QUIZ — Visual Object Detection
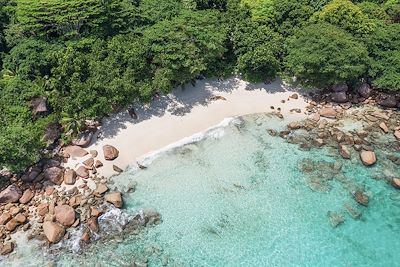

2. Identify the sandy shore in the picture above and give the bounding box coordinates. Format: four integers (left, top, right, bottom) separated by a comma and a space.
64, 77, 309, 178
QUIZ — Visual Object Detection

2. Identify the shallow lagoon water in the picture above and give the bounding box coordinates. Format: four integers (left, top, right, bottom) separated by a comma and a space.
6, 113, 400, 267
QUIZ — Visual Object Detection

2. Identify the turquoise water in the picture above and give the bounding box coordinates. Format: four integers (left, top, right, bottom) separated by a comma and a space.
10, 113, 400, 266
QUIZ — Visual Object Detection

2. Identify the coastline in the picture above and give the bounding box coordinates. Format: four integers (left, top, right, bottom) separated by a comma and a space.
64, 77, 309, 178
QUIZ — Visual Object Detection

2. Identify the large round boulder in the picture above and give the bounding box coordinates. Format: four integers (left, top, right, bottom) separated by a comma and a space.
379, 95, 398, 108
43, 221, 65, 243
360, 150, 377, 166
54, 205, 75, 227
103, 145, 119, 160
44, 166, 64, 185
0, 185, 22, 204
357, 83, 372, 98
331, 92, 348, 103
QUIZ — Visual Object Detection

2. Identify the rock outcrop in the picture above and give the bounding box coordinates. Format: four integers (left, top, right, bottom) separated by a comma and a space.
319, 107, 337, 119
0, 185, 22, 204
64, 169, 76, 185
19, 189, 34, 204
54, 205, 75, 227
43, 221, 65, 243
103, 145, 119, 160
105, 192, 123, 208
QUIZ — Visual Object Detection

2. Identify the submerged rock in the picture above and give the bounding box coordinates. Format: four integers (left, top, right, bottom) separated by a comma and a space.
353, 190, 369, 206
340, 145, 351, 159
328, 211, 345, 228
391, 178, 400, 189
344, 204, 362, 219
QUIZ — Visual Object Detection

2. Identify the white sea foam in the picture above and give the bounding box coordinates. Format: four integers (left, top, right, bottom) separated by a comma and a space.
137, 117, 235, 167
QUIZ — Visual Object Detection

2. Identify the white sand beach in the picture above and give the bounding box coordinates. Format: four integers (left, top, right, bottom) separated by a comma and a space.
64, 77, 310, 178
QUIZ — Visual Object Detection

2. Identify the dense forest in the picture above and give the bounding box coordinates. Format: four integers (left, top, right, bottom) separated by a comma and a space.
0, 0, 399, 172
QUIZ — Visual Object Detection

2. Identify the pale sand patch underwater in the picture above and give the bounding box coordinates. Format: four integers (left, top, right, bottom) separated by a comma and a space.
64, 77, 309, 178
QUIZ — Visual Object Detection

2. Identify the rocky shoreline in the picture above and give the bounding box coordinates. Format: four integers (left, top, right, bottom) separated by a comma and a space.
0, 141, 161, 259
276, 85, 400, 227
0, 82, 399, 259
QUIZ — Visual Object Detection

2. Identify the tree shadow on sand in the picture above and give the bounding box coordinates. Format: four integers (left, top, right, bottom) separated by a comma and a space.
92, 77, 307, 141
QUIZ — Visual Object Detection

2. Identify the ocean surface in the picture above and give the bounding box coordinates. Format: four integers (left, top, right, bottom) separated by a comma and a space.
4, 113, 400, 267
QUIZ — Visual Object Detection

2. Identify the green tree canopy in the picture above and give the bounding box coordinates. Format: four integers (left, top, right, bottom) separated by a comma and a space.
285, 23, 370, 88
311, 0, 376, 35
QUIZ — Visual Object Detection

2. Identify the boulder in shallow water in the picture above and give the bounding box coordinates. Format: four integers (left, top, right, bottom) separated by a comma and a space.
353, 190, 369, 206
391, 178, 400, 189
0, 242, 14, 255
103, 145, 119, 160
288, 122, 301, 130
360, 150, 377, 166
0, 185, 22, 204
394, 130, 400, 140
319, 107, 337, 119
105, 192, 123, 208
113, 165, 123, 173
328, 211, 345, 228
43, 221, 65, 243
87, 217, 99, 233
55, 205, 75, 227
81, 230, 90, 243
379, 122, 389, 133
340, 145, 351, 159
